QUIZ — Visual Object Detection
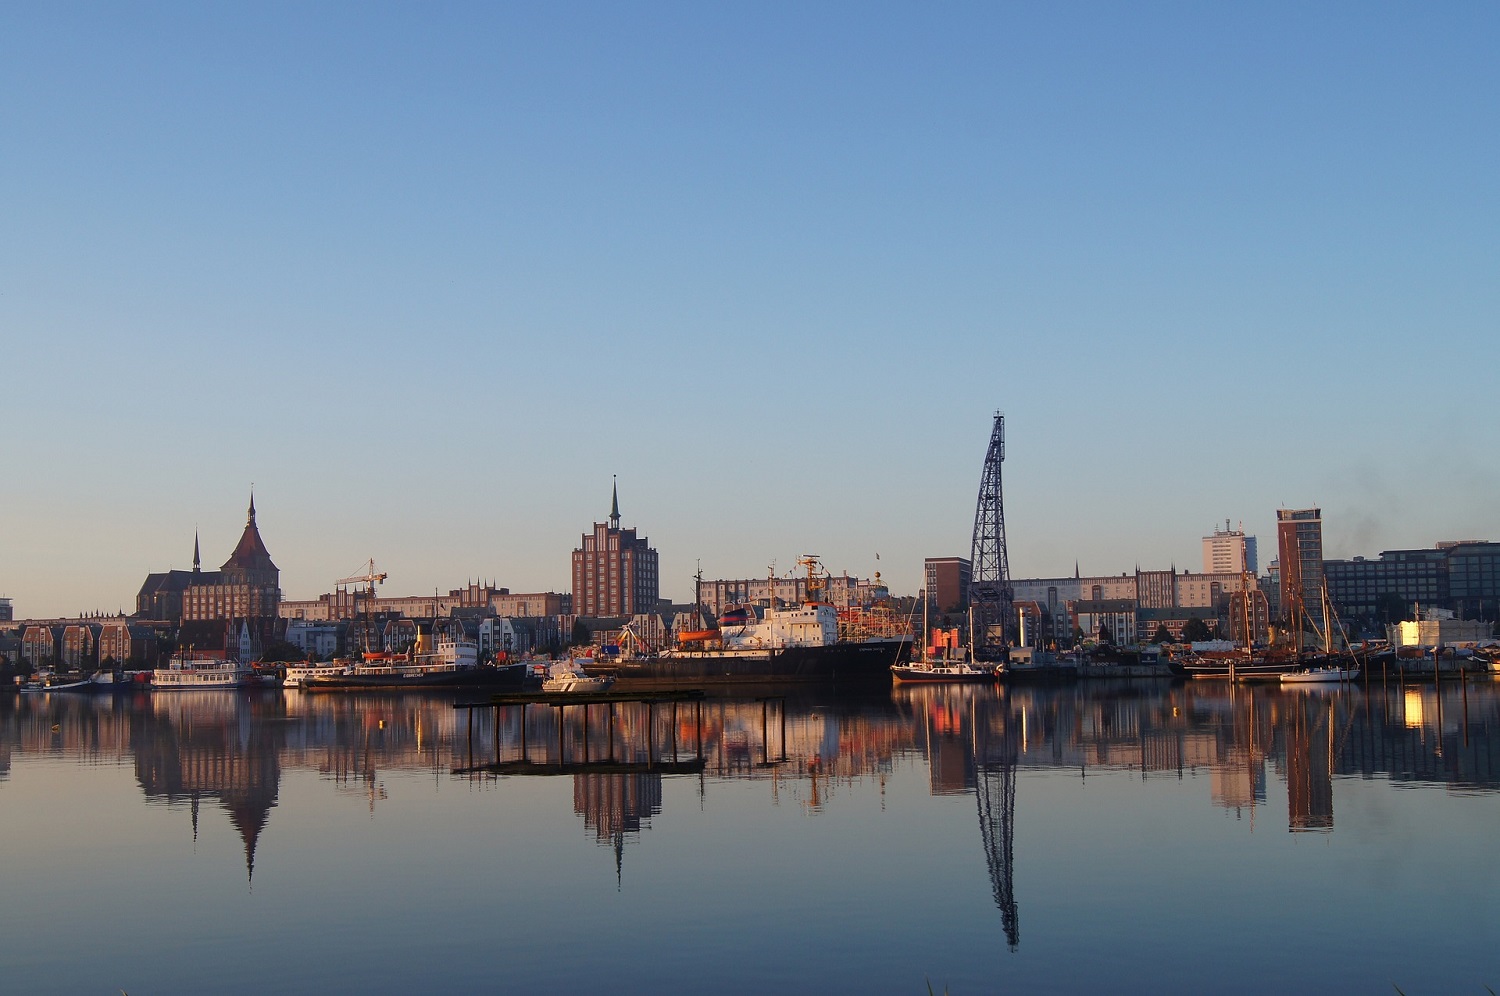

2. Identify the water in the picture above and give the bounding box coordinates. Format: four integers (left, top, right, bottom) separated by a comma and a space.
2, 678, 1497, 993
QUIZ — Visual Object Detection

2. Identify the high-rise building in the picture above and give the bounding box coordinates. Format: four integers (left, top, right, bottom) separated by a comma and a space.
923, 557, 971, 613
1276, 507, 1324, 632
1202, 521, 1258, 576
571, 482, 659, 618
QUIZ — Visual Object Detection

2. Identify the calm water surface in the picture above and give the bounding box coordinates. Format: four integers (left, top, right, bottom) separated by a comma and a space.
2, 678, 1498, 993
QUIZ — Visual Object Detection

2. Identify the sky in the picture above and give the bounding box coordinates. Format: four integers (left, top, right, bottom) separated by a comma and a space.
3, 2, 1497, 618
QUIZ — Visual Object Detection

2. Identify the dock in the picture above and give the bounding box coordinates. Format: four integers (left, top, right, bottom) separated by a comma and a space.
452, 689, 781, 776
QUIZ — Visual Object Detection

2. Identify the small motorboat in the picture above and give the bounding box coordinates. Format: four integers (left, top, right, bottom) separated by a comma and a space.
1280, 665, 1360, 684
541, 660, 615, 693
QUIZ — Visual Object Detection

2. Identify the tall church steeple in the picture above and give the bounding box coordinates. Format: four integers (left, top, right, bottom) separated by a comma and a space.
609, 476, 621, 530
247, 489, 257, 525
193, 531, 201, 573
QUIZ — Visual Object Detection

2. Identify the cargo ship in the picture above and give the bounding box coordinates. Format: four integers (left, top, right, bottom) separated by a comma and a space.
598, 558, 912, 688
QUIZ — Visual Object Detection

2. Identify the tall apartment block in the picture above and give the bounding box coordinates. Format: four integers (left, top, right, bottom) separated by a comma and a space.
1202, 521, 1258, 576
1276, 507, 1325, 631
571, 482, 659, 618
924, 557, 972, 613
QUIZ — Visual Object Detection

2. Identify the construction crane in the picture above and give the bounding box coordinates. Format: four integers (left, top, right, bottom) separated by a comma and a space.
335, 560, 388, 653
336, 559, 388, 597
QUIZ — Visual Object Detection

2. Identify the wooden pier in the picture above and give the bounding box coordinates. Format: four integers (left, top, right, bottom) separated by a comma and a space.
453, 689, 721, 776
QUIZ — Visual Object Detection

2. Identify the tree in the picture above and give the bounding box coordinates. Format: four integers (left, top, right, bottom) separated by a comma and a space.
570, 619, 591, 647
1150, 623, 1173, 645
258, 639, 307, 663
1181, 617, 1212, 642
1097, 624, 1114, 645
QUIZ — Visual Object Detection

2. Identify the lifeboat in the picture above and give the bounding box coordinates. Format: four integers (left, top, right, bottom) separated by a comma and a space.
678, 629, 719, 643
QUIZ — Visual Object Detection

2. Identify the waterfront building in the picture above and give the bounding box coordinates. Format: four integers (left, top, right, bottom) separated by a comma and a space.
61, 623, 97, 669
279, 586, 569, 623
571, 482, 660, 618
1445, 541, 1500, 621
693, 570, 889, 618
284, 619, 341, 658
1072, 599, 1138, 645
1324, 540, 1500, 625
136, 496, 281, 652
923, 557, 971, 613
1276, 508, 1325, 633
1136, 569, 1177, 609
21, 624, 59, 668
98, 618, 161, 666
1202, 521, 1258, 576
1137, 606, 1222, 643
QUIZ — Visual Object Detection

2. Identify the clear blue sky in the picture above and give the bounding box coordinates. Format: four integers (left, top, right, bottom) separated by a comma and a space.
4, 2, 1497, 617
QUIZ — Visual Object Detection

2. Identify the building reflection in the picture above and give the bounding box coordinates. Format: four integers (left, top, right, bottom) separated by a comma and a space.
1, 677, 1498, 889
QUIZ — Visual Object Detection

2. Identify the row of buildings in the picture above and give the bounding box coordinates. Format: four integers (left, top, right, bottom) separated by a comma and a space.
926, 511, 1500, 649
6, 492, 1497, 668
2, 485, 899, 669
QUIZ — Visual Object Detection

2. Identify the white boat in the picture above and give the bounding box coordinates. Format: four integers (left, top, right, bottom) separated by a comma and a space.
1280, 665, 1360, 684
541, 660, 615, 693
282, 661, 352, 689
152, 654, 255, 690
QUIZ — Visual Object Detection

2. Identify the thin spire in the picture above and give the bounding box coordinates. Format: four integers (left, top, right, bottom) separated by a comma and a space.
193, 530, 201, 573
609, 475, 621, 529
247, 487, 256, 524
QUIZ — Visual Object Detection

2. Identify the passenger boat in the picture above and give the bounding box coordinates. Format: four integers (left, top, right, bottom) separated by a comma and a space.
152, 654, 256, 690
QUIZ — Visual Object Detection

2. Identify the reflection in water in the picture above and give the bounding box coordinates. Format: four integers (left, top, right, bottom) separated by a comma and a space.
3, 679, 1499, 893
135, 692, 284, 881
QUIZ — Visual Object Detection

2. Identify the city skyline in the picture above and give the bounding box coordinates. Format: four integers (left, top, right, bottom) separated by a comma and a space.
4, 4, 1497, 617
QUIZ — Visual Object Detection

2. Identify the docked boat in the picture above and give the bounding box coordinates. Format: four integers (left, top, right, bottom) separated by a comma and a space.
1280, 665, 1360, 684
541, 660, 616, 693
892, 595, 994, 682
302, 654, 528, 690
281, 661, 353, 689
152, 654, 257, 690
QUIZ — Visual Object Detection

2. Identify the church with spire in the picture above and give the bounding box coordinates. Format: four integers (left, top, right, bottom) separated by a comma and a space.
570, 480, 660, 618
136, 493, 281, 654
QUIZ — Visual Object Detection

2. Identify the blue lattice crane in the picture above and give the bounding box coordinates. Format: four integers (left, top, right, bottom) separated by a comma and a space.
967, 412, 1014, 659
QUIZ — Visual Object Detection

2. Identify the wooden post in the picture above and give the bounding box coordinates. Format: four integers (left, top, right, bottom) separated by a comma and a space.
780, 697, 787, 761
761, 699, 769, 764
1462, 668, 1470, 747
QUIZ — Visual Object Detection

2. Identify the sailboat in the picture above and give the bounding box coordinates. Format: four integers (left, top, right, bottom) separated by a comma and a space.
891, 595, 996, 682
1280, 584, 1360, 684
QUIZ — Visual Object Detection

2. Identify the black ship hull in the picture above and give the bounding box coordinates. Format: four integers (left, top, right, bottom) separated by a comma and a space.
601, 638, 911, 688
